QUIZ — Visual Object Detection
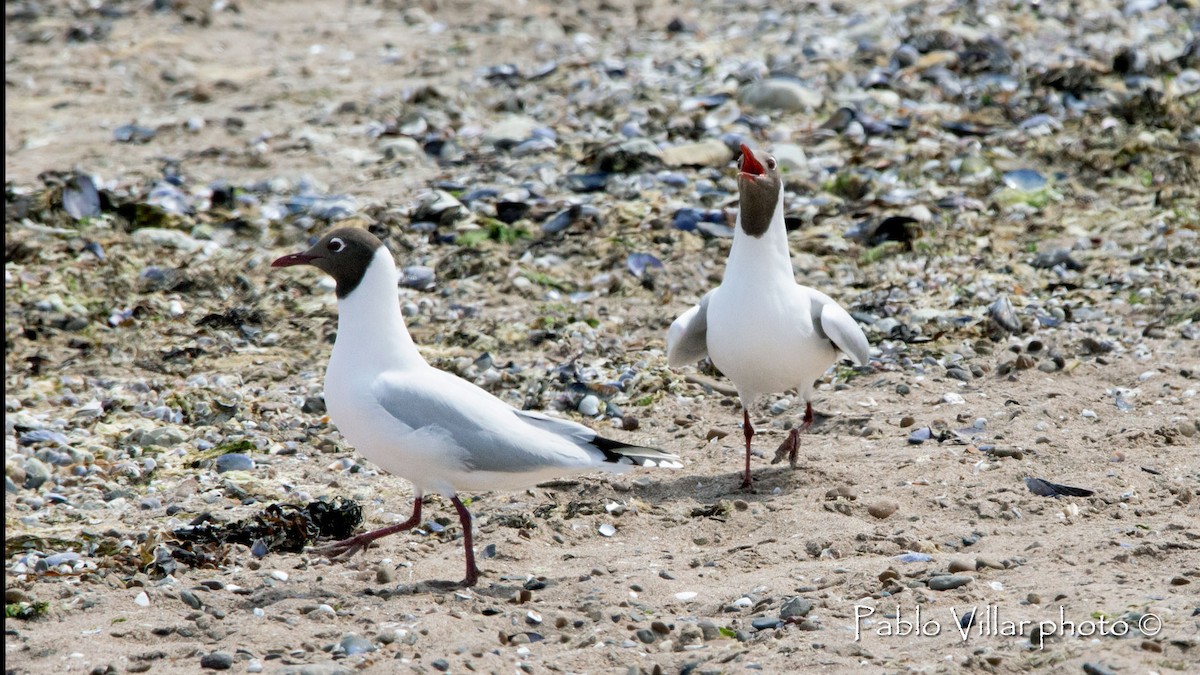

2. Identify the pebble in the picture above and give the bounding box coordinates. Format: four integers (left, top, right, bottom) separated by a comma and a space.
578, 395, 601, 417
131, 228, 209, 254
948, 559, 974, 573
825, 486, 857, 500
738, 77, 824, 111
867, 499, 899, 519
771, 143, 807, 171
661, 139, 733, 167
199, 652, 233, 670
725, 597, 754, 611
943, 392, 966, 405
483, 115, 540, 146
180, 589, 203, 609
780, 597, 813, 619
339, 634, 375, 656
22, 457, 52, 490
751, 617, 782, 631
215, 453, 254, 473
928, 575, 973, 591
139, 426, 188, 447
635, 628, 656, 644
375, 565, 396, 584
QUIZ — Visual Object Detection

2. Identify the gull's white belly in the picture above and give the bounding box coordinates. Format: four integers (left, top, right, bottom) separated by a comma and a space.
706, 288, 837, 401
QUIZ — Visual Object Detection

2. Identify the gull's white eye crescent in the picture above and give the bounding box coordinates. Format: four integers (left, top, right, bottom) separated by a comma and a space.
766, 157, 777, 171
328, 237, 346, 253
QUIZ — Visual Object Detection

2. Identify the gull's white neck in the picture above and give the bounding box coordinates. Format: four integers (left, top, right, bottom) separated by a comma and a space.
330, 248, 423, 371
725, 189, 792, 285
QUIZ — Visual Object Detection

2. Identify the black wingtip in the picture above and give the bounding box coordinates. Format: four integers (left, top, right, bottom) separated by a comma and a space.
592, 436, 682, 468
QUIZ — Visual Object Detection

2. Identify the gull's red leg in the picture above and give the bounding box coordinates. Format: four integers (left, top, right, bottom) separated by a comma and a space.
741, 408, 754, 489
450, 496, 480, 587
313, 494, 423, 559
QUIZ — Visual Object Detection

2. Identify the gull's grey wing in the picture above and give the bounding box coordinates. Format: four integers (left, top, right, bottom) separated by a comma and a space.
515, 409, 682, 468
666, 290, 713, 367
372, 371, 598, 474
812, 294, 870, 366
512, 408, 598, 444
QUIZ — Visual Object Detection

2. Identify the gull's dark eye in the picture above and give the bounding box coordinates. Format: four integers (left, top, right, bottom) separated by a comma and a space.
328, 237, 346, 253
766, 157, 777, 171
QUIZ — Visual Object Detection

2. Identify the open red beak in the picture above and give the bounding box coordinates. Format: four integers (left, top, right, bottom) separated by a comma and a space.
738, 144, 764, 177
271, 252, 319, 268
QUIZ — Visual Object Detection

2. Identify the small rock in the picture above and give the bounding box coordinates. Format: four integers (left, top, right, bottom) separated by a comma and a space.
948, 559, 973, 573
738, 77, 823, 111
660, 139, 734, 167
780, 597, 813, 620
635, 628, 656, 644
975, 557, 1005, 570
140, 426, 188, 448
22, 457, 52, 490
825, 486, 857, 501
379, 137, 423, 159
770, 143, 807, 171
339, 634, 375, 656
947, 366, 971, 382
483, 115, 540, 146
867, 499, 899, 519
578, 395, 601, 417
131, 229, 208, 253
751, 617, 782, 631
376, 565, 396, 584
698, 621, 721, 641
705, 428, 729, 441
200, 651, 233, 670
180, 589, 203, 610
214, 453, 254, 473
928, 575, 973, 591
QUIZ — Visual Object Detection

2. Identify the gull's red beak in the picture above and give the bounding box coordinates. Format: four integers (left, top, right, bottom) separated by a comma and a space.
271, 252, 319, 268
738, 144, 765, 177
